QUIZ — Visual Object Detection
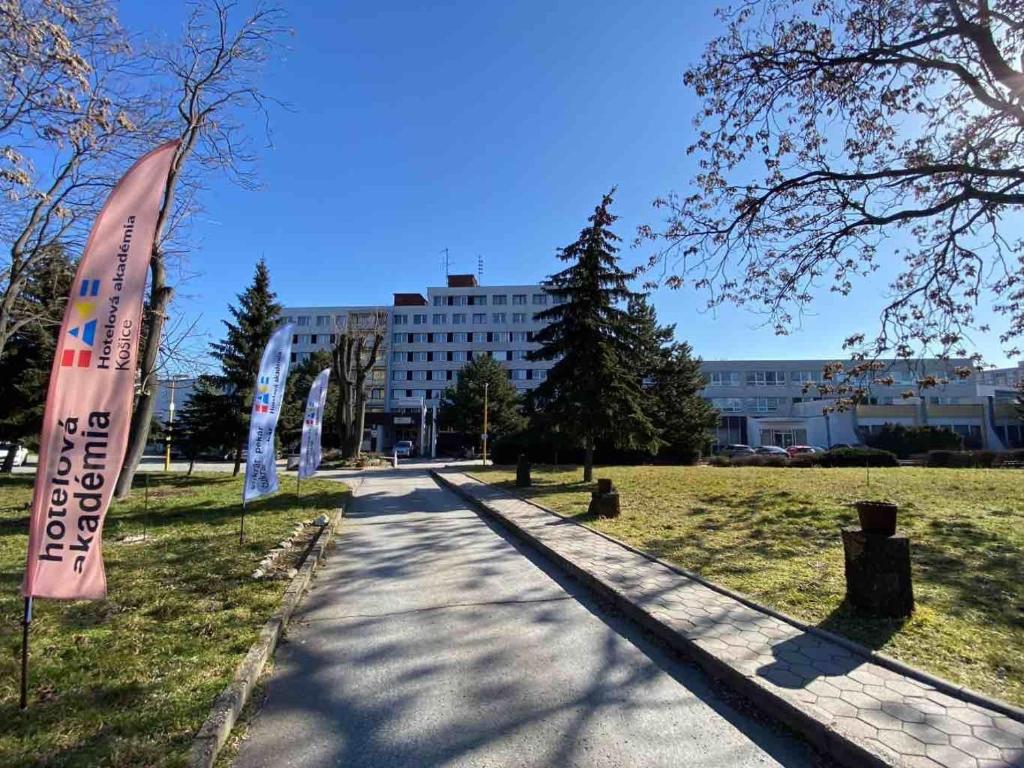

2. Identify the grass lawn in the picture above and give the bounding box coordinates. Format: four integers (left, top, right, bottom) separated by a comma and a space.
474, 464, 1024, 707
0, 473, 347, 768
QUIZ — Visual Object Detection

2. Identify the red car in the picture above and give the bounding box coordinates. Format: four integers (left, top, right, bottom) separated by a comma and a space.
786, 444, 819, 457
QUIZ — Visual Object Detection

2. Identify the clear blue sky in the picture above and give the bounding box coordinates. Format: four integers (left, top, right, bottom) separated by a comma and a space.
120, 0, 1016, 368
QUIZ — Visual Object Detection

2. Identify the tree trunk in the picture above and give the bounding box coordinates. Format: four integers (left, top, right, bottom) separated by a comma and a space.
115, 259, 173, 499
583, 440, 594, 483
356, 397, 366, 457
233, 443, 242, 477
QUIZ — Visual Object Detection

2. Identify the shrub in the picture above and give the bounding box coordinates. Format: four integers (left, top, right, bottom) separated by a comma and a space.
728, 454, 789, 467
926, 450, 1015, 468
788, 453, 822, 468
864, 423, 963, 458
707, 454, 732, 467
822, 447, 899, 468
995, 449, 1024, 467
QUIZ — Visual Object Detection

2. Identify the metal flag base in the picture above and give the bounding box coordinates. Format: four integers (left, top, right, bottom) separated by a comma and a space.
20, 596, 32, 710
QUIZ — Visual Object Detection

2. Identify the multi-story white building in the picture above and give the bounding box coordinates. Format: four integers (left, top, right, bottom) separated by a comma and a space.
386, 275, 554, 410
278, 281, 1024, 455
702, 359, 1023, 450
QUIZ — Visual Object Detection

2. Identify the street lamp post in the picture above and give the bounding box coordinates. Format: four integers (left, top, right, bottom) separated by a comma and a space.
482, 382, 489, 466
164, 382, 177, 472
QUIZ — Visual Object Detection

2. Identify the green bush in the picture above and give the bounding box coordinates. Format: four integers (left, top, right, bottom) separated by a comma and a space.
822, 447, 899, 468
707, 454, 732, 467
729, 454, 789, 467
864, 424, 963, 458
995, 449, 1024, 467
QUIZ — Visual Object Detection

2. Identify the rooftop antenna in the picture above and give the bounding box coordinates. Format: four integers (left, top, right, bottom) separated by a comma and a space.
440, 247, 449, 281
477, 253, 484, 284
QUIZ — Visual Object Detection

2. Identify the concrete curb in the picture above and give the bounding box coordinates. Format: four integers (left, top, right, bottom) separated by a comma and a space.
460, 472, 1024, 726
188, 506, 345, 768
432, 470, 1019, 768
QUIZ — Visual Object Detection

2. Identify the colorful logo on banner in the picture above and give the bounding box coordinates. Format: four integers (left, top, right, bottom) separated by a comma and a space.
61, 279, 101, 368
256, 377, 271, 414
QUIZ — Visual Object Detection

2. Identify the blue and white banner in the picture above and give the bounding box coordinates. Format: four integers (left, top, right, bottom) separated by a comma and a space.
299, 368, 330, 480
244, 324, 294, 503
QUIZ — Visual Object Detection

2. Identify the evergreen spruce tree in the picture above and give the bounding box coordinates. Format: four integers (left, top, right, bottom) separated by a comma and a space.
529, 190, 658, 481
0, 245, 74, 449
439, 355, 525, 445
209, 259, 282, 475
628, 294, 717, 462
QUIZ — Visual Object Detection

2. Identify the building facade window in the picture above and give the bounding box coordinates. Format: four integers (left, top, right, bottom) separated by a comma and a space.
412, 333, 428, 343
746, 370, 786, 386
510, 331, 528, 342
748, 397, 782, 412
711, 397, 744, 413
472, 332, 487, 342
452, 351, 468, 362
472, 313, 487, 324
412, 351, 429, 362
532, 293, 547, 305
453, 331, 468, 342
453, 313, 466, 324
492, 294, 507, 305
413, 313, 427, 325
512, 294, 527, 305
709, 371, 741, 386
433, 295, 445, 306
433, 313, 447, 324
492, 312, 507, 324
512, 312, 526, 324
297, 316, 310, 326
316, 315, 330, 326
511, 369, 529, 380
393, 314, 408, 325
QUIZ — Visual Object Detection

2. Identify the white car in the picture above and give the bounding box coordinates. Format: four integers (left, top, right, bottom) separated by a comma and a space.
0, 443, 29, 467
394, 440, 414, 458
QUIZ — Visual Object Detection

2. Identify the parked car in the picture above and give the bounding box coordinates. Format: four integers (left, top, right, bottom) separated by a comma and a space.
0, 442, 28, 467
720, 444, 755, 458
786, 444, 820, 457
755, 445, 789, 456
394, 440, 414, 458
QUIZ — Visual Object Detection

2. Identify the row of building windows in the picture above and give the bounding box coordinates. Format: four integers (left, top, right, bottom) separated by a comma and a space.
393, 331, 536, 345
395, 312, 540, 326
393, 366, 547, 381
708, 397, 785, 413
706, 369, 936, 387
430, 293, 556, 308
283, 313, 384, 329
393, 349, 533, 363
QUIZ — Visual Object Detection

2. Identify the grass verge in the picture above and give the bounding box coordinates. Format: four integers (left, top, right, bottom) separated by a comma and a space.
473, 464, 1024, 708
0, 472, 346, 768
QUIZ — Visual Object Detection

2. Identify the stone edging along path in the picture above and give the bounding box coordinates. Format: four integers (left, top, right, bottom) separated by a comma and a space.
432, 469, 1024, 768
188, 505, 345, 768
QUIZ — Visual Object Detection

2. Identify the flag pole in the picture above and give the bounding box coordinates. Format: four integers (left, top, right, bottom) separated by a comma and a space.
239, 498, 246, 545
19, 596, 32, 709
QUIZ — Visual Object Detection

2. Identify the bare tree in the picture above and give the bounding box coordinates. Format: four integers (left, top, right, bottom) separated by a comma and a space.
644, 0, 1024, 367
0, 0, 145, 359
115, 0, 287, 498
332, 311, 386, 459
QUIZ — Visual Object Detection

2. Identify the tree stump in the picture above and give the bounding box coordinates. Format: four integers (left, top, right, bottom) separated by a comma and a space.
841, 528, 914, 618
516, 454, 531, 487
588, 478, 620, 518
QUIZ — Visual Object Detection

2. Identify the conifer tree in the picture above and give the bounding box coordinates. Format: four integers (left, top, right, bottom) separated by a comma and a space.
529, 190, 658, 481
0, 245, 74, 451
439, 355, 525, 443
209, 259, 282, 475
629, 294, 717, 462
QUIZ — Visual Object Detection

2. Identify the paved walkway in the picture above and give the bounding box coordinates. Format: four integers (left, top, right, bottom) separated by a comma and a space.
234, 468, 819, 767
436, 470, 1024, 768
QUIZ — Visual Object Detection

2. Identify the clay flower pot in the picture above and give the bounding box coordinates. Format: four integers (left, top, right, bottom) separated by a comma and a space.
855, 501, 898, 537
